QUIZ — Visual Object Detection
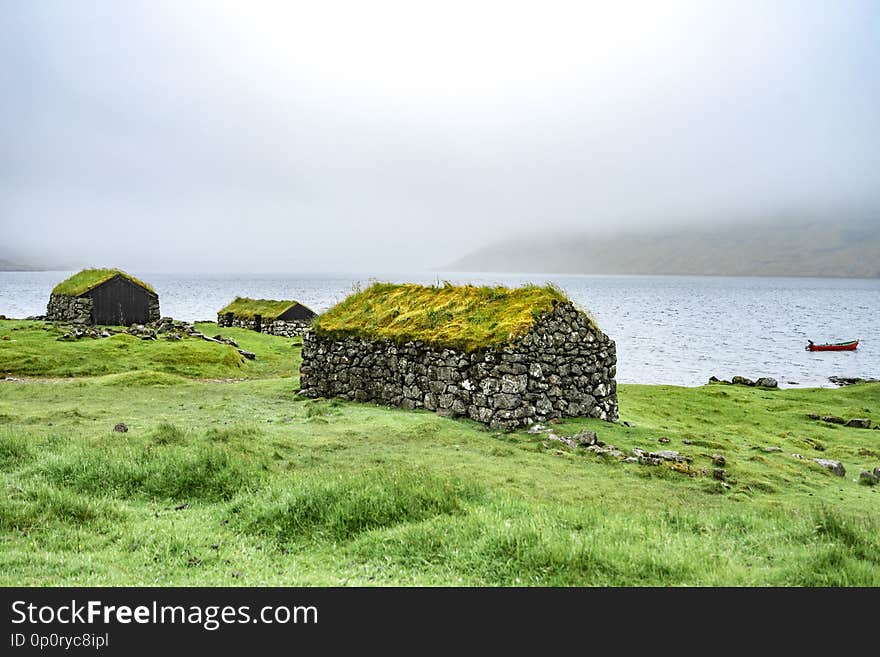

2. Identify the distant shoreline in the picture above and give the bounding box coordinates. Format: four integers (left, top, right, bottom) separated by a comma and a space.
437, 268, 880, 280
0, 264, 76, 273
2, 268, 879, 280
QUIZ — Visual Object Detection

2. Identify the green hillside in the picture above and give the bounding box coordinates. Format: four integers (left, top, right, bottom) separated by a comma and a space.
449, 214, 880, 278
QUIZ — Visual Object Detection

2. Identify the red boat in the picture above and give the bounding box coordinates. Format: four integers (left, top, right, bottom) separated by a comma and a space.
806, 339, 859, 352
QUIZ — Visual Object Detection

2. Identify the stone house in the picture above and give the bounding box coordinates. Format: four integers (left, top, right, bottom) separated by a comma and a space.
46, 268, 160, 326
217, 297, 316, 337
300, 283, 617, 430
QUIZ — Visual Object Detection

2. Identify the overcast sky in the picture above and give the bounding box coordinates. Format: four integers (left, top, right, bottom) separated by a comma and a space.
2, 0, 879, 272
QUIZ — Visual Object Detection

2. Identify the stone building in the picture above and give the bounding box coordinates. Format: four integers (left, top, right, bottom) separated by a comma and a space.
46, 268, 160, 326
300, 283, 617, 430
217, 297, 316, 337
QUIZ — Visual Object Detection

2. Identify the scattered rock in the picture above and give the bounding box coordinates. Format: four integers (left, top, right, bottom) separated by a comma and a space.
231, 571, 242, 579
657, 436, 671, 444
682, 439, 693, 445
639, 456, 664, 466
650, 450, 691, 463
787, 381, 800, 385
762, 446, 783, 453
712, 469, 726, 481
174, 503, 190, 511
211, 544, 219, 550
718, 374, 778, 388
806, 413, 820, 420
791, 453, 804, 459
711, 454, 726, 467
859, 471, 879, 486
821, 416, 845, 425
623, 456, 639, 464
572, 430, 598, 446
210, 334, 240, 348
548, 430, 598, 449
238, 349, 256, 360
548, 433, 577, 449
586, 444, 622, 457
622, 421, 634, 427
113, 422, 129, 433
829, 376, 880, 386
812, 458, 845, 477
526, 424, 548, 435
845, 418, 871, 429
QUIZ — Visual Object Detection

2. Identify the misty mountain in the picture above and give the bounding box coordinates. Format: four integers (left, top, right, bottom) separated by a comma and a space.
0, 258, 46, 272
0, 253, 79, 272
448, 213, 880, 278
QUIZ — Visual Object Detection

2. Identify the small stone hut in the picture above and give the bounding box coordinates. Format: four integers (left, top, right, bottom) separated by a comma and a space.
217, 297, 316, 337
46, 268, 160, 326
300, 283, 617, 430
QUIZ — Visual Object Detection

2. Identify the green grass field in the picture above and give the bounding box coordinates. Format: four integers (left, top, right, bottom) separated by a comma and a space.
0, 320, 301, 379
0, 320, 878, 585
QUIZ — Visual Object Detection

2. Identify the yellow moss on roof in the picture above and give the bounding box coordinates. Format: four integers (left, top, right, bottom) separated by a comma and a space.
51, 269, 156, 296
313, 282, 576, 352
218, 297, 310, 320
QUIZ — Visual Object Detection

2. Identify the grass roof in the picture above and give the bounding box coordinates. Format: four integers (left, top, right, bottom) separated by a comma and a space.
218, 297, 309, 321
52, 269, 156, 296
313, 282, 575, 352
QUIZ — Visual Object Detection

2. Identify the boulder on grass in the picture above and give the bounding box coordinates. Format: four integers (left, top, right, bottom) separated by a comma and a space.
812, 458, 845, 477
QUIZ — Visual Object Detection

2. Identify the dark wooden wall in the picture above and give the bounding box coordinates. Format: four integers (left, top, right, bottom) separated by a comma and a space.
278, 303, 316, 321
85, 275, 155, 325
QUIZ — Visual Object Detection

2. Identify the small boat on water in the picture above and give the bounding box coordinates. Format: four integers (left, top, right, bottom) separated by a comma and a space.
806, 339, 859, 352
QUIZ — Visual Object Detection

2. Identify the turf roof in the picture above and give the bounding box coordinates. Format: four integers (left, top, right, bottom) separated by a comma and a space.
51, 269, 156, 296
218, 297, 311, 320
313, 282, 577, 352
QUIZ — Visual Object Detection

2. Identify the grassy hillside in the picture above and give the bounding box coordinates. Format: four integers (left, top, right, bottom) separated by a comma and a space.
449, 214, 880, 278
314, 282, 570, 351
1, 320, 878, 586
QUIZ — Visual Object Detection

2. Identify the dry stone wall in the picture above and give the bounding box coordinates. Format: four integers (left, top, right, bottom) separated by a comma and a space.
217, 314, 311, 337
147, 297, 160, 323
46, 294, 93, 324
300, 301, 617, 430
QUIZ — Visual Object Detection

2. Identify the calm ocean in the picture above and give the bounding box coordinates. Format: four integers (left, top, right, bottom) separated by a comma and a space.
1, 271, 877, 387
